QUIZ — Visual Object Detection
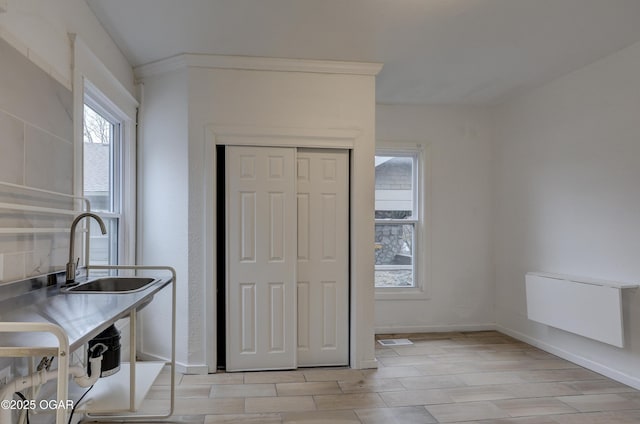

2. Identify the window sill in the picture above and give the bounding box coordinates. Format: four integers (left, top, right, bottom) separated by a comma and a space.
375, 287, 430, 301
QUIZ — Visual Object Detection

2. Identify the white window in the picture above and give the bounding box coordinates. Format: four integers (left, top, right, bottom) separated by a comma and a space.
82, 89, 131, 266
375, 145, 429, 298
73, 39, 137, 271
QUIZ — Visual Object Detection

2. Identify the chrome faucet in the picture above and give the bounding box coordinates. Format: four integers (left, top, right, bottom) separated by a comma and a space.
66, 213, 107, 284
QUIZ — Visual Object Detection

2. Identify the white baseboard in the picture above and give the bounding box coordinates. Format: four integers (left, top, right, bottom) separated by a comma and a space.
176, 362, 210, 375
375, 323, 496, 334
496, 325, 640, 391
355, 358, 379, 369
136, 351, 209, 375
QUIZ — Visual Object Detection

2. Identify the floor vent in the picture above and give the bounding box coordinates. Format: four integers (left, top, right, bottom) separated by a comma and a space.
377, 338, 413, 346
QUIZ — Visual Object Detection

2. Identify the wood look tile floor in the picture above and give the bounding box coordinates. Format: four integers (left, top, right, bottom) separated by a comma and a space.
88, 332, 640, 423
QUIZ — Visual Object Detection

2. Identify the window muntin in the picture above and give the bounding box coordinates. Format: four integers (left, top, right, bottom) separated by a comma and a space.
83, 102, 121, 266
375, 153, 419, 288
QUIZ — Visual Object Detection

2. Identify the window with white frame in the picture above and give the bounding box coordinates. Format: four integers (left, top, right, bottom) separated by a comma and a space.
83, 97, 122, 266
374, 151, 420, 289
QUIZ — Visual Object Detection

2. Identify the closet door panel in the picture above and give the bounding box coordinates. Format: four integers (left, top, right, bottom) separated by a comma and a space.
297, 149, 349, 366
227, 146, 296, 371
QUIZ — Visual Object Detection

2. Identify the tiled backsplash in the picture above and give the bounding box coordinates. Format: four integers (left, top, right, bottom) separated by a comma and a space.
0, 36, 74, 285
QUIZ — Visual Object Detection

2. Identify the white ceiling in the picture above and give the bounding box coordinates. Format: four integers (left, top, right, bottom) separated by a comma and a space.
86, 0, 640, 105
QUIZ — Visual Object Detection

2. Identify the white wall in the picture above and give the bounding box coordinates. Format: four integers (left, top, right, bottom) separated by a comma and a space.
189, 65, 378, 371
137, 70, 190, 367
494, 40, 640, 388
0, 0, 133, 94
375, 104, 495, 332
137, 57, 379, 372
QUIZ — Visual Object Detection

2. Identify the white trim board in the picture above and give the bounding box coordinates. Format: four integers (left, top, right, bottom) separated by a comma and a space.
209, 125, 359, 149
136, 351, 209, 375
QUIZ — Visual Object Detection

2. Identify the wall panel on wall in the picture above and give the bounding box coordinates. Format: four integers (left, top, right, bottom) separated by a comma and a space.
0, 36, 74, 284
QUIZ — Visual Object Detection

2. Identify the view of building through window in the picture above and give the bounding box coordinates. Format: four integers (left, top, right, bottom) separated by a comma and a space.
83, 103, 120, 265
374, 154, 418, 288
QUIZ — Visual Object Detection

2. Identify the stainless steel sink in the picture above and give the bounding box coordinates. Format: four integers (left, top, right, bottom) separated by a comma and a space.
66, 277, 157, 293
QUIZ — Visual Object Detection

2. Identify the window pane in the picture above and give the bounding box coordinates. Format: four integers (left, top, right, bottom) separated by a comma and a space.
375, 155, 414, 219
374, 223, 414, 288
83, 103, 119, 267
375, 269, 413, 288
88, 217, 118, 266
83, 105, 114, 213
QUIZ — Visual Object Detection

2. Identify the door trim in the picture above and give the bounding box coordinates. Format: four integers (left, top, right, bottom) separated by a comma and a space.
204, 124, 378, 372
210, 125, 359, 149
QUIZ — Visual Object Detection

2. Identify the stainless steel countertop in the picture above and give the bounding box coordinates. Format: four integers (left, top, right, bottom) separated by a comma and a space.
0, 274, 172, 354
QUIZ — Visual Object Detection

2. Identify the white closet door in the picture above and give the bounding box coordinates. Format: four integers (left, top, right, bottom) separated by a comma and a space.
296, 149, 349, 366
226, 146, 297, 371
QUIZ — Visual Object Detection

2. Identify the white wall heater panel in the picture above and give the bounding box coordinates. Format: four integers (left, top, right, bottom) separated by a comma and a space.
525, 272, 637, 348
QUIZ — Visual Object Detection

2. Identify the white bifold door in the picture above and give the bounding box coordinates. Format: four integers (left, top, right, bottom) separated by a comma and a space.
226, 146, 348, 371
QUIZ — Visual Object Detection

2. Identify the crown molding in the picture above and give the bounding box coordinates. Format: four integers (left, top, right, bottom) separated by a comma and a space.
134, 53, 383, 79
